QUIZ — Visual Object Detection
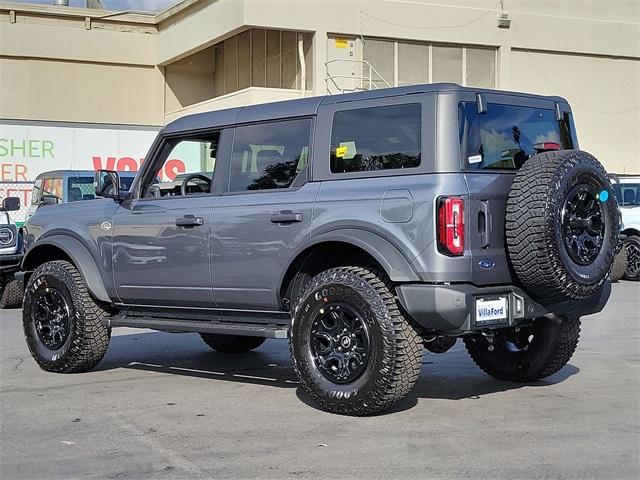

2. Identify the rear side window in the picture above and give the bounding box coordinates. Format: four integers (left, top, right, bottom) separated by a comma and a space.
229, 118, 311, 192
67, 176, 96, 202
330, 104, 421, 174
459, 103, 574, 170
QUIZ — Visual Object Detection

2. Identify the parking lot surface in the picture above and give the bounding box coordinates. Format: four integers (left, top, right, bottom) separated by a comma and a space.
1, 282, 639, 479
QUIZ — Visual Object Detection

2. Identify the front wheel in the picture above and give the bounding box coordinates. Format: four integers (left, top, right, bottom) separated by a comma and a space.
290, 266, 423, 416
463, 316, 580, 382
23, 260, 111, 373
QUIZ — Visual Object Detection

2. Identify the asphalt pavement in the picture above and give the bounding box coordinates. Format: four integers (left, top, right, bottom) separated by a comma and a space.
1, 282, 638, 479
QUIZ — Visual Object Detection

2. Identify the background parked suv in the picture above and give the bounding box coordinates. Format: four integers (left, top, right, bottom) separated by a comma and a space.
19, 84, 618, 416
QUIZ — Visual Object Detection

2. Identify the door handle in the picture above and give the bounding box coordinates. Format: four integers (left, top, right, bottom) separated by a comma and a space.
479, 201, 491, 248
175, 215, 204, 228
270, 210, 303, 223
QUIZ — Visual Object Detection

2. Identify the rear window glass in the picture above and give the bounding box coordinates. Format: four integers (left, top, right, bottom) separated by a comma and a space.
459, 103, 574, 170
330, 104, 421, 174
613, 183, 640, 206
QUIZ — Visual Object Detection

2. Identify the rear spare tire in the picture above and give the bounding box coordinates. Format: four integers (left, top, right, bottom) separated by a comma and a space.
506, 150, 619, 302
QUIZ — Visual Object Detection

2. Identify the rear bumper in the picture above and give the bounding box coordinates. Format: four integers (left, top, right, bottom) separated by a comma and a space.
396, 281, 611, 333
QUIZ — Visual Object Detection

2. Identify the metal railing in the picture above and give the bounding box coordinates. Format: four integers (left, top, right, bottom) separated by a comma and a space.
325, 59, 391, 94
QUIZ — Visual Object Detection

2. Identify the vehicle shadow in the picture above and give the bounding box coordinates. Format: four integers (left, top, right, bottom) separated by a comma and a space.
100, 331, 580, 412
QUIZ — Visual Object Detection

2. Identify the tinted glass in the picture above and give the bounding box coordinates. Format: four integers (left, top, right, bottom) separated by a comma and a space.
330, 104, 421, 174
229, 118, 311, 192
459, 103, 574, 170
613, 183, 640, 206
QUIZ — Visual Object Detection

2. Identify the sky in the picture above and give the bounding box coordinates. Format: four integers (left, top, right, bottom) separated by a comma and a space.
7, 0, 182, 12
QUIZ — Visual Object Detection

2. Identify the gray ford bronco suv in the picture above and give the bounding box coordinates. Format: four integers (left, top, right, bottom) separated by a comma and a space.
20, 84, 619, 416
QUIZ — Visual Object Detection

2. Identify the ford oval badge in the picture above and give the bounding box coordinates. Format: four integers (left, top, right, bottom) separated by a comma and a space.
478, 258, 495, 270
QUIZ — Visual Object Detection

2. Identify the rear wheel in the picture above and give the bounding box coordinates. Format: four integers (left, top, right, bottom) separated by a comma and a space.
622, 235, 640, 281
610, 245, 628, 282
290, 266, 423, 416
199, 334, 265, 353
463, 316, 580, 382
22, 260, 111, 373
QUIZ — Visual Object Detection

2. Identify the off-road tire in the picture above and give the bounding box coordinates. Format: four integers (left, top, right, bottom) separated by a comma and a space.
610, 245, 628, 282
290, 266, 423, 416
0, 279, 23, 309
622, 235, 640, 281
506, 150, 619, 302
463, 316, 581, 382
23, 260, 111, 373
199, 334, 265, 353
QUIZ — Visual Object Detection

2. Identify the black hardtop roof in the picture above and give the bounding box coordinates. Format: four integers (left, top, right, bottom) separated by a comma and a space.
164, 83, 568, 134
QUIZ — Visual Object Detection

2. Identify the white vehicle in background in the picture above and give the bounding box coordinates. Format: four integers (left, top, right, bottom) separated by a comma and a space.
0, 197, 23, 308
611, 174, 640, 281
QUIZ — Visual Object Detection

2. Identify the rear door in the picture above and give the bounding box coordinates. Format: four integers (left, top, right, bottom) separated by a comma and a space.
457, 93, 577, 285
211, 117, 318, 311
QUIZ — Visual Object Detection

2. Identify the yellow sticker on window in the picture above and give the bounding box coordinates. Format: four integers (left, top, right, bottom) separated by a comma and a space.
334, 38, 348, 49
335, 146, 348, 158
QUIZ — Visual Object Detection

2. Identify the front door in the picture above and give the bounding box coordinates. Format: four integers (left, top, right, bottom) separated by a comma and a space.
112, 132, 224, 308
211, 118, 317, 311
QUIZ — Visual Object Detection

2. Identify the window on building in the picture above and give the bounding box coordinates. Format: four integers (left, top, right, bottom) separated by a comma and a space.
362, 38, 394, 89
459, 103, 572, 170
361, 37, 497, 89
398, 41, 429, 86
229, 119, 311, 192
330, 104, 421, 174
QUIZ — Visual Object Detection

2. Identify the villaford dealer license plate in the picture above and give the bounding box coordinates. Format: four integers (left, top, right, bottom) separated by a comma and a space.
475, 296, 509, 325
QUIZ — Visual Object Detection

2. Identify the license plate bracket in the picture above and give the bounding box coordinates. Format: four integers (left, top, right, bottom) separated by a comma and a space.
474, 295, 509, 327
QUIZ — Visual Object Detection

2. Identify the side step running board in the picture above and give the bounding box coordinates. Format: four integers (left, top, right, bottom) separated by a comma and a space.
103, 315, 289, 339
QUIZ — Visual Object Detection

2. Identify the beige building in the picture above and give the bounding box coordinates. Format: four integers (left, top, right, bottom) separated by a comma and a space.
1, 0, 639, 174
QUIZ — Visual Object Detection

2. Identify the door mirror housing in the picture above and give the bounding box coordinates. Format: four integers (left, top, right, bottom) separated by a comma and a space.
95, 169, 126, 201
1, 196, 20, 212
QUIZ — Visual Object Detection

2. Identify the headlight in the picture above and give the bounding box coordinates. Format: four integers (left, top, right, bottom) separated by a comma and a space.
0, 226, 15, 247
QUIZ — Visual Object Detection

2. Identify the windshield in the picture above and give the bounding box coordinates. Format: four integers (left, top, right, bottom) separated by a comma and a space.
613, 183, 640, 206
68, 175, 135, 202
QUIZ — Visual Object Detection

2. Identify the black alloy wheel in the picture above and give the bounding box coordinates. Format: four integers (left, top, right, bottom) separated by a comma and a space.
309, 302, 371, 384
623, 235, 640, 281
32, 287, 71, 350
561, 184, 605, 266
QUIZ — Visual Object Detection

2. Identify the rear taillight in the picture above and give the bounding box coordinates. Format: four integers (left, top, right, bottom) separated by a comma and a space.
437, 197, 465, 256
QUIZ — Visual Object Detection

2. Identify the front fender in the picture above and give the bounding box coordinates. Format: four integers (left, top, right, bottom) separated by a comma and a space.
22, 235, 111, 303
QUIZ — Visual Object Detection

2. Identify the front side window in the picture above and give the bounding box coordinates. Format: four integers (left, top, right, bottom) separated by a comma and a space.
459, 103, 574, 170
141, 133, 220, 199
229, 118, 311, 192
330, 104, 421, 174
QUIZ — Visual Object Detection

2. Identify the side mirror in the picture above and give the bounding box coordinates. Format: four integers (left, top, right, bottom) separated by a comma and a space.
1, 196, 20, 212
40, 195, 58, 206
95, 170, 121, 200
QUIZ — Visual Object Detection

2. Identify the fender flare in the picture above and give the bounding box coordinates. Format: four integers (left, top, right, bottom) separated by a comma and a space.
286, 228, 421, 283
23, 235, 111, 303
